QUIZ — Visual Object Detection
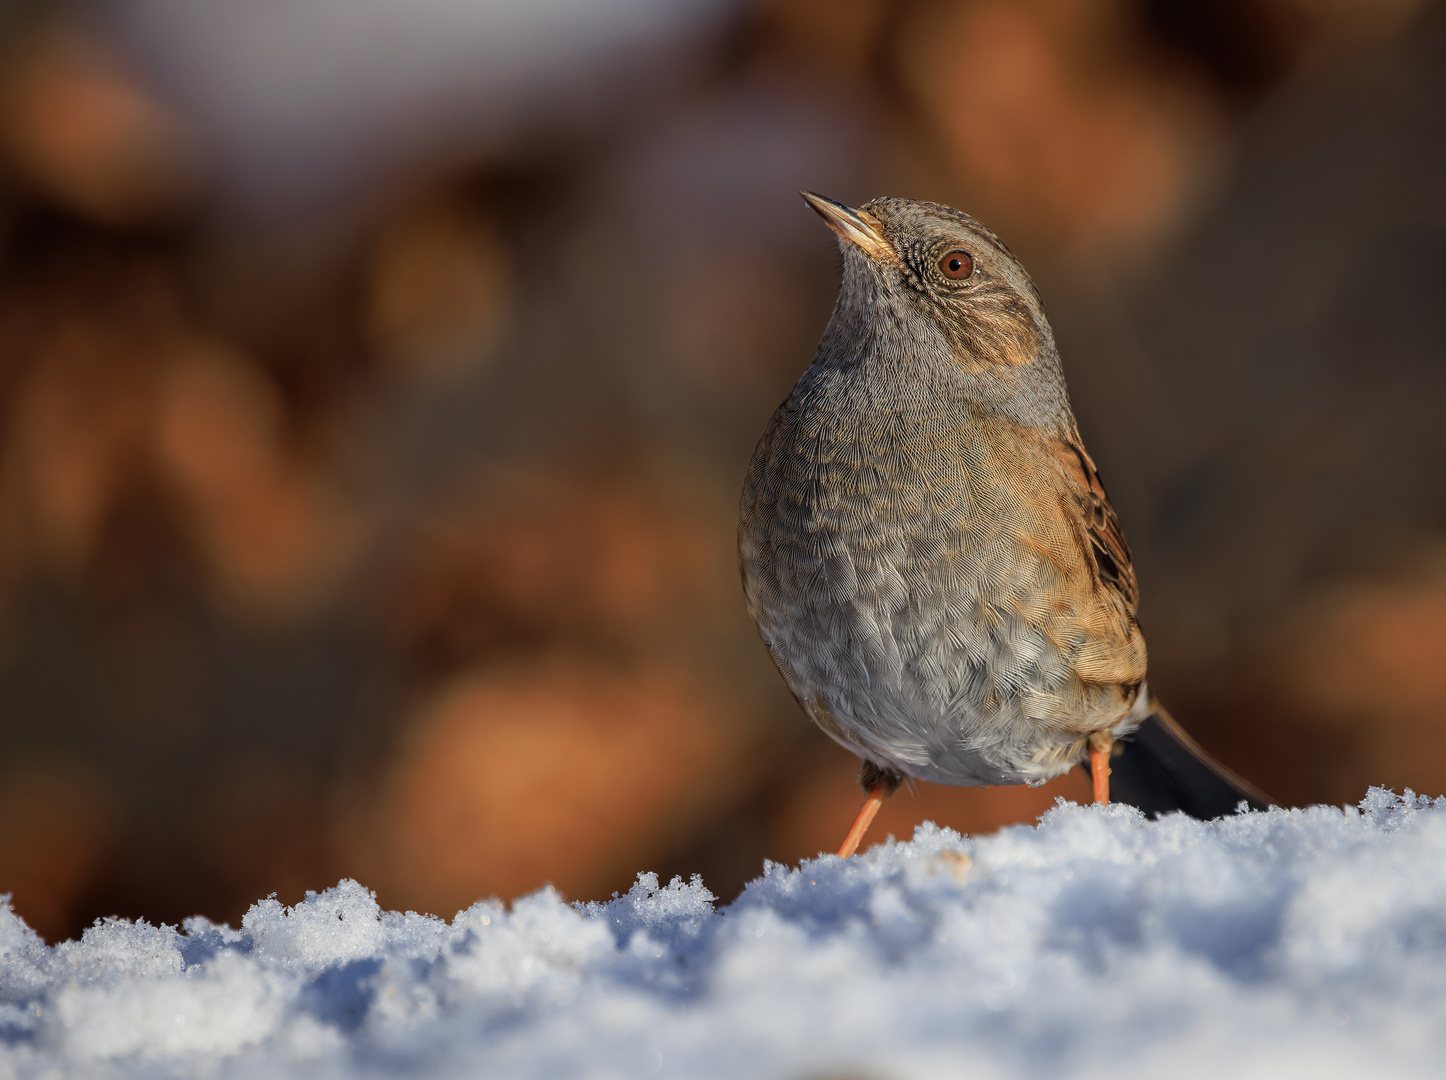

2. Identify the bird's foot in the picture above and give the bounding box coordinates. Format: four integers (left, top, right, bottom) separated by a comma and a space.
836, 762, 904, 857
837, 784, 888, 858
1088, 731, 1113, 804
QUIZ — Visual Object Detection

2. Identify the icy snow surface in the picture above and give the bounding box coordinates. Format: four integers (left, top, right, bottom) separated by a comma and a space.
3, 789, 1445, 1079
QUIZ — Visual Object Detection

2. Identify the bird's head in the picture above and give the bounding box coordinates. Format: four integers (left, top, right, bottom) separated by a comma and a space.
801, 192, 1071, 429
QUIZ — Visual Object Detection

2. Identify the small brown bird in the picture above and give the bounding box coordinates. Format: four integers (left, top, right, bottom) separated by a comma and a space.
739, 194, 1269, 857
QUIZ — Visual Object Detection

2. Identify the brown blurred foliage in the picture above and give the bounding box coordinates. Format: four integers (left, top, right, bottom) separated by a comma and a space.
0, 0, 1442, 941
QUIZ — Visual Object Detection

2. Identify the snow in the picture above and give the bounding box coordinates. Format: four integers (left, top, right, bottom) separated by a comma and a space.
3, 789, 1445, 1078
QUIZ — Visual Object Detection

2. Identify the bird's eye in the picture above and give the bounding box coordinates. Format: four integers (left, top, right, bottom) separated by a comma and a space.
939, 249, 974, 280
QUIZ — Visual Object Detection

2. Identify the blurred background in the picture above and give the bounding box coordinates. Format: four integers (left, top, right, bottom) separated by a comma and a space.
0, 0, 1443, 942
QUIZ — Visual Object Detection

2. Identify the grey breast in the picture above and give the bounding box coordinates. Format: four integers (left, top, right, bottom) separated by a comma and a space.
738, 355, 1090, 787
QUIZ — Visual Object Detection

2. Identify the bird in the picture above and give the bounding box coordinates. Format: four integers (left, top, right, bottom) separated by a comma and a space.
738, 193, 1271, 857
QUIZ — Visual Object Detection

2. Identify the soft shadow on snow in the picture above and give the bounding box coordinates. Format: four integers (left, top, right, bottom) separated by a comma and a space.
1, 788, 1444, 1078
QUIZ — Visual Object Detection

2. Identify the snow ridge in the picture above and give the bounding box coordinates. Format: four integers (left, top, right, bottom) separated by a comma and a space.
2, 788, 1444, 1078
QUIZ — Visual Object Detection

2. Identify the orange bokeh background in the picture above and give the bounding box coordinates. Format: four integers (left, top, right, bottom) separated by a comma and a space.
0, 0, 1443, 941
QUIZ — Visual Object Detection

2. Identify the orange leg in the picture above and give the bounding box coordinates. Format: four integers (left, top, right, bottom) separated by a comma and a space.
837, 784, 888, 858
1089, 731, 1113, 805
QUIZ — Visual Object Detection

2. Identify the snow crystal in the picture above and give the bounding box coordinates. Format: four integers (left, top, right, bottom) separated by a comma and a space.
3, 788, 1446, 1078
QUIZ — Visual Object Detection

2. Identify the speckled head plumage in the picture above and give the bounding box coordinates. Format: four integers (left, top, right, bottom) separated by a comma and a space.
803, 192, 1073, 434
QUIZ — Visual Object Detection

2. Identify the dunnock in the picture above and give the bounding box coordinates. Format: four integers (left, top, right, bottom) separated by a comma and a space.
739, 194, 1270, 856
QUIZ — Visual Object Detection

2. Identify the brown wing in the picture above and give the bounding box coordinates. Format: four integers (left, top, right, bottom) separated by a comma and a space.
1054, 437, 1139, 617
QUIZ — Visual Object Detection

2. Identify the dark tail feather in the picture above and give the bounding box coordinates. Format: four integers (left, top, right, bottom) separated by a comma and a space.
1096, 703, 1275, 819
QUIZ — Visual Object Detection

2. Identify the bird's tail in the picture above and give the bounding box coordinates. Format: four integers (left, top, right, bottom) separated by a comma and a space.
1095, 701, 1275, 818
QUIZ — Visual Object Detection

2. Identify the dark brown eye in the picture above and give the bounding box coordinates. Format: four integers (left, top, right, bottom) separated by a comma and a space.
939, 249, 973, 280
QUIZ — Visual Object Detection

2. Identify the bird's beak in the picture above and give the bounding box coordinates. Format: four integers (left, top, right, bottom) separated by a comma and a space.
800, 192, 896, 265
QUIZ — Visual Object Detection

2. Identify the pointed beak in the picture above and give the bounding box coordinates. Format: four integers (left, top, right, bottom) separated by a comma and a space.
800, 191, 896, 265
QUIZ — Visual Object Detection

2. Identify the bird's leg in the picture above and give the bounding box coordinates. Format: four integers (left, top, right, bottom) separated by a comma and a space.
837, 785, 888, 858
1088, 731, 1113, 805
838, 762, 902, 857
